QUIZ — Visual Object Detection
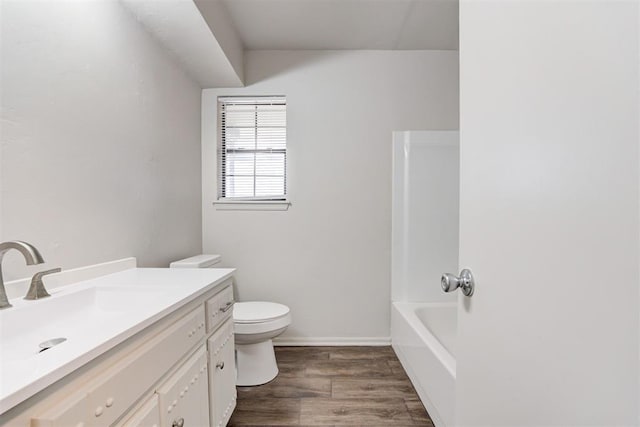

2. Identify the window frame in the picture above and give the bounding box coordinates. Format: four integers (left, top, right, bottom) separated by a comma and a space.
216, 96, 288, 204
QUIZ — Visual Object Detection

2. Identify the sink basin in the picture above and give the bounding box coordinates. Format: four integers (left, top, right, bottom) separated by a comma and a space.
0, 286, 168, 365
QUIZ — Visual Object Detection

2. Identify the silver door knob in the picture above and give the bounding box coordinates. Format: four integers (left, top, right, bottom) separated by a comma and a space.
441, 269, 475, 296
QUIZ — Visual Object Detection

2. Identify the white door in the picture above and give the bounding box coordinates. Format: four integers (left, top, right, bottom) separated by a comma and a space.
456, 1, 639, 425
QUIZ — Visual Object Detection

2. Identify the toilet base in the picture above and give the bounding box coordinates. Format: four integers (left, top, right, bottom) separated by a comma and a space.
235, 339, 279, 386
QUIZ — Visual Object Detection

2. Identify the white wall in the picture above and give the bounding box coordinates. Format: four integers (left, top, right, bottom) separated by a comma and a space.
391, 131, 459, 303
0, 0, 203, 280
203, 50, 459, 342
121, 0, 245, 87
457, 1, 639, 424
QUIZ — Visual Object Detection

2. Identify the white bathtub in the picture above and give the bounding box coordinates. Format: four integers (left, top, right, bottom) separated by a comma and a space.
391, 302, 456, 427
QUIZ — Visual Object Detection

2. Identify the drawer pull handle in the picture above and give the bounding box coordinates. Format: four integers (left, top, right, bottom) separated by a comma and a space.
219, 301, 234, 313
172, 417, 185, 427
216, 361, 225, 370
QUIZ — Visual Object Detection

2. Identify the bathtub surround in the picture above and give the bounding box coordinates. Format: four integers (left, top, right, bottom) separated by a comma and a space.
390, 131, 459, 426
202, 50, 459, 343
0, 0, 202, 280
391, 131, 459, 304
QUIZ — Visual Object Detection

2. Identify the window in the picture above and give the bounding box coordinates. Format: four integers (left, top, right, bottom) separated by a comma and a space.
218, 96, 287, 201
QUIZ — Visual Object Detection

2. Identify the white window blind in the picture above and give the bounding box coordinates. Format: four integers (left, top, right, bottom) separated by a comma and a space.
218, 96, 287, 201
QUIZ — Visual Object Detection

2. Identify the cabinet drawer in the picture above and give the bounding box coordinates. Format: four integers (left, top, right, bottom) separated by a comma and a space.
31, 391, 88, 427
86, 306, 205, 427
116, 395, 160, 427
208, 319, 236, 427
157, 346, 209, 427
205, 281, 234, 334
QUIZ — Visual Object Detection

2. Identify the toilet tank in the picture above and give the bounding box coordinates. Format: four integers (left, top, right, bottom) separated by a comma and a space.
170, 254, 222, 268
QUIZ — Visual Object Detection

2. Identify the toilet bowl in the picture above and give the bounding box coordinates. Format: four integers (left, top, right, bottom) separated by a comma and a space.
170, 254, 291, 387
234, 301, 291, 386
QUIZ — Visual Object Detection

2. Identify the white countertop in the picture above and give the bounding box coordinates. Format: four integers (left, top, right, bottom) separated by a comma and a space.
0, 266, 235, 414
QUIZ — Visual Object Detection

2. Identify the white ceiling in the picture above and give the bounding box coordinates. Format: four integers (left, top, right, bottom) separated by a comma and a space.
121, 0, 457, 88
221, 0, 459, 50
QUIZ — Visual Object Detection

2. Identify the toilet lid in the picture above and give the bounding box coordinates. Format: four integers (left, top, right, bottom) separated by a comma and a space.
233, 301, 290, 323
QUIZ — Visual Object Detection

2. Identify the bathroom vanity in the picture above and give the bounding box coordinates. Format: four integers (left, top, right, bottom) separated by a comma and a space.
0, 265, 237, 427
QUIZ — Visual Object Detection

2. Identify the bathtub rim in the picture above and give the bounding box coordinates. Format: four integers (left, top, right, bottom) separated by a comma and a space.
392, 301, 457, 378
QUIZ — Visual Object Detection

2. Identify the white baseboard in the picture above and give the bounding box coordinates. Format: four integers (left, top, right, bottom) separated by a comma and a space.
273, 336, 391, 346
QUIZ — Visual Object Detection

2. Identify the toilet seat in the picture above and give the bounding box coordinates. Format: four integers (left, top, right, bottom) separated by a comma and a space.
234, 302, 290, 323
233, 302, 291, 336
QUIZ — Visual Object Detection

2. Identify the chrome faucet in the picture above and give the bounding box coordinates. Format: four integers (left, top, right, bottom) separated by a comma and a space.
25, 268, 61, 300
0, 241, 45, 309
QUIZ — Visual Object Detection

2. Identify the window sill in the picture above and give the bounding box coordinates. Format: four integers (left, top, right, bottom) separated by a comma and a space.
213, 200, 291, 211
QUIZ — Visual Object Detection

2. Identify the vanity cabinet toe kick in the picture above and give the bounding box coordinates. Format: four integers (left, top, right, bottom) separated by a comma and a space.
4, 278, 236, 427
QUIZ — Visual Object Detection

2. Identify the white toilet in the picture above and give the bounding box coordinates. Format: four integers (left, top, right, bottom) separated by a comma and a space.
170, 254, 291, 386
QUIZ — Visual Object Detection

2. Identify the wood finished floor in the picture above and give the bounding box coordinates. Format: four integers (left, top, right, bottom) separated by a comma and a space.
228, 346, 434, 426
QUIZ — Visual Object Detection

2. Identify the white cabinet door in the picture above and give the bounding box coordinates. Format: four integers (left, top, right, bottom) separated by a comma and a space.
457, 1, 639, 425
207, 319, 236, 427
157, 346, 210, 427
117, 395, 160, 427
